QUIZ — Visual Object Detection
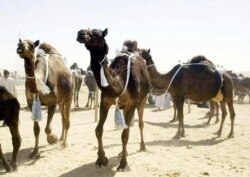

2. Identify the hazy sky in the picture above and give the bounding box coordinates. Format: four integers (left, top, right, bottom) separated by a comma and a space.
0, 0, 250, 73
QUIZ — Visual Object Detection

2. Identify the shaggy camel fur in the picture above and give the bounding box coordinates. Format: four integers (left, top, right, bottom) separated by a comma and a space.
77, 28, 151, 170
139, 49, 235, 139
0, 86, 21, 172
17, 39, 73, 159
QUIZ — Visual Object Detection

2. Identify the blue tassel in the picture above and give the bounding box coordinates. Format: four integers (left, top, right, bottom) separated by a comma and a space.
31, 97, 42, 122
114, 105, 128, 129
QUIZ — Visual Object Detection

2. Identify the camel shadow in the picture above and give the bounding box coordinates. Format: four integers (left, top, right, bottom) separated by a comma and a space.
59, 156, 119, 177
146, 136, 226, 148
144, 121, 208, 129
0, 145, 50, 174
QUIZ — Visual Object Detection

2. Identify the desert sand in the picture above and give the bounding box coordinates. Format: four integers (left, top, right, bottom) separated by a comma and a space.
0, 84, 250, 177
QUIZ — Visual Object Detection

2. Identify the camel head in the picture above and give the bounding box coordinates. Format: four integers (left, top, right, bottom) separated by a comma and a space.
139, 48, 154, 66
76, 28, 108, 49
17, 39, 39, 59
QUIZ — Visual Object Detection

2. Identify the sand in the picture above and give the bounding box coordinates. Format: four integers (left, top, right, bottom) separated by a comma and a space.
0, 84, 250, 177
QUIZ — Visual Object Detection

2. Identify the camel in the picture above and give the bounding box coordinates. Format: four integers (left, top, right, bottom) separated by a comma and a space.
77, 28, 151, 170
84, 69, 98, 109
17, 39, 73, 159
139, 49, 235, 139
122, 40, 220, 124
70, 63, 85, 107
0, 86, 21, 172
237, 77, 250, 102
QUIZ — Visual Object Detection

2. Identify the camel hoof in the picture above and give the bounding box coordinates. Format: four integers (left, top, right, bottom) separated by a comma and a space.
172, 134, 181, 139
95, 156, 108, 167
3, 163, 12, 172
215, 119, 220, 124
47, 134, 58, 144
29, 150, 40, 159
10, 161, 18, 171
213, 131, 221, 137
169, 119, 177, 123
117, 158, 130, 171
139, 146, 146, 152
204, 121, 210, 125
117, 165, 130, 172
227, 133, 234, 139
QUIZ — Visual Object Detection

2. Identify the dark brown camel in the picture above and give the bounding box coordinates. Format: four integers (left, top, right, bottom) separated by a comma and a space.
84, 69, 98, 109
17, 39, 73, 159
0, 86, 21, 172
77, 28, 151, 170
122, 40, 220, 124
70, 63, 85, 107
139, 49, 235, 139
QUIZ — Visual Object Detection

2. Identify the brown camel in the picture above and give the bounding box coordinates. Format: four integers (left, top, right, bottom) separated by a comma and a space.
77, 28, 151, 170
0, 86, 21, 172
139, 49, 235, 139
70, 63, 85, 107
84, 68, 98, 109
17, 39, 73, 159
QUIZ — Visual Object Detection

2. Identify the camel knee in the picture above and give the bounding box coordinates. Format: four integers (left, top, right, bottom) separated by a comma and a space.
139, 121, 144, 129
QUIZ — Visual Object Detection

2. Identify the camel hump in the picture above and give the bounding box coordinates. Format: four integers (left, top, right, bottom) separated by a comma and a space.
122, 40, 138, 53
39, 43, 61, 56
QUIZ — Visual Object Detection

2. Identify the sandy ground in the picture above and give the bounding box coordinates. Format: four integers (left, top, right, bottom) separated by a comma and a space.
0, 84, 250, 177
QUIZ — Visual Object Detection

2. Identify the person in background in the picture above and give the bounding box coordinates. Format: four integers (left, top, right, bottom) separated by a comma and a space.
0, 70, 17, 127
155, 92, 171, 111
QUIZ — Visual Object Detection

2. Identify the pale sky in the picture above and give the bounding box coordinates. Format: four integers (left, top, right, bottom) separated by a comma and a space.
0, 0, 250, 74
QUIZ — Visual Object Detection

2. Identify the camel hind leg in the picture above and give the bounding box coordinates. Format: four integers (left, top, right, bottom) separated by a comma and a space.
58, 100, 71, 147
136, 96, 147, 152
215, 101, 227, 137
227, 100, 235, 138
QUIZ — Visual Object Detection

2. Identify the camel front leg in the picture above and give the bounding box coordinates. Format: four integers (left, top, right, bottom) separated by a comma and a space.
95, 96, 112, 167
173, 97, 184, 139
8, 123, 21, 170
117, 105, 136, 171
45, 104, 58, 144
170, 102, 177, 122
29, 122, 40, 159
0, 144, 11, 172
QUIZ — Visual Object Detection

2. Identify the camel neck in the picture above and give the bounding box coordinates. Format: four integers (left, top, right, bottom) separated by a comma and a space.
148, 65, 172, 91
24, 58, 36, 78
24, 57, 38, 93
89, 51, 105, 85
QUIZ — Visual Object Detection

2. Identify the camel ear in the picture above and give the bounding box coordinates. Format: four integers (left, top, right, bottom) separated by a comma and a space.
102, 28, 108, 38
19, 38, 22, 43
34, 40, 40, 47
148, 49, 151, 54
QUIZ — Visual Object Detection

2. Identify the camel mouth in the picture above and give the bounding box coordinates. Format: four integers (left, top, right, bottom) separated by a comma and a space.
76, 35, 89, 44
16, 48, 24, 54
